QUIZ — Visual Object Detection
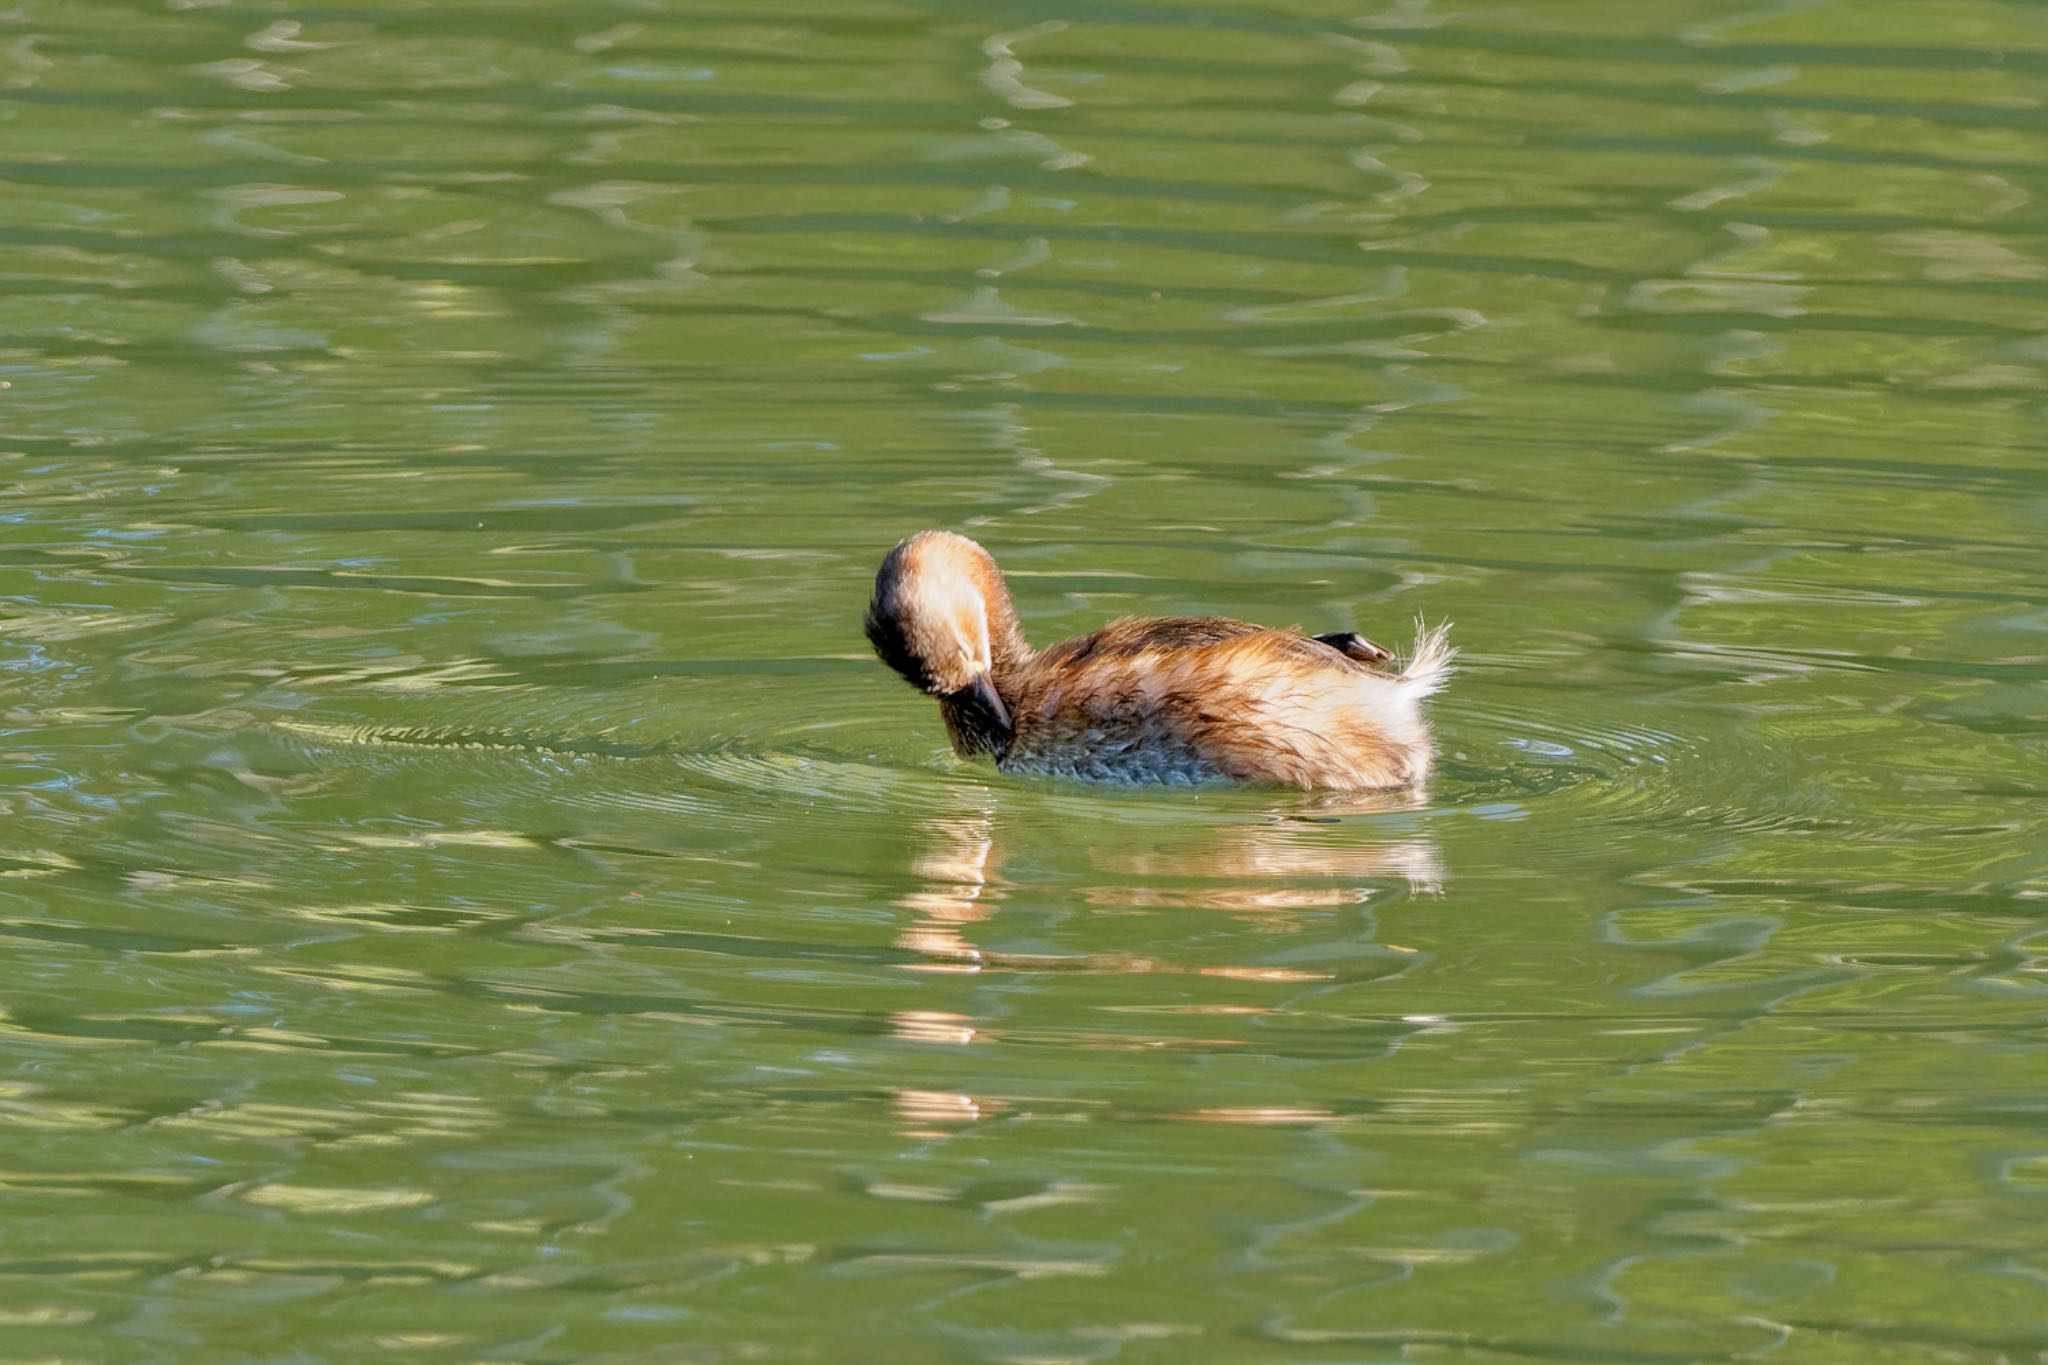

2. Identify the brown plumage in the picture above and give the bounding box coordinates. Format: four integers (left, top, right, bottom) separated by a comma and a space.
864, 531, 1455, 791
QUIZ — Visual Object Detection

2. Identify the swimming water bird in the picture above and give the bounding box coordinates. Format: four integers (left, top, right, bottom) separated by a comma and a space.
864, 531, 1454, 790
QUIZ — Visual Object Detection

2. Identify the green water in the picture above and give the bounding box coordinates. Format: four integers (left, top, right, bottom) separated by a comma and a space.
5, 0, 2047, 1358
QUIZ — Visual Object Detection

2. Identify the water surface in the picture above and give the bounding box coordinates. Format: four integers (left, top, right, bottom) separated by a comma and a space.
4, 0, 2047, 1358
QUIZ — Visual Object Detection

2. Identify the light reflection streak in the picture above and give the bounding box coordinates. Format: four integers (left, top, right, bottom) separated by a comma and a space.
893, 1088, 1000, 1139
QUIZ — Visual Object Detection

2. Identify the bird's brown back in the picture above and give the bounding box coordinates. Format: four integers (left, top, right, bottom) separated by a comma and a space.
998, 617, 1405, 787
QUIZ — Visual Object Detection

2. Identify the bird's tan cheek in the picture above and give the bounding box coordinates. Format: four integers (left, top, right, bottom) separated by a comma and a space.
952, 609, 992, 676
926, 652, 978, 696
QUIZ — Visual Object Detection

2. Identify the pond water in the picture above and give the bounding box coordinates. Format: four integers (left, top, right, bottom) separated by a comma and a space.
5, 0, 2047, 1358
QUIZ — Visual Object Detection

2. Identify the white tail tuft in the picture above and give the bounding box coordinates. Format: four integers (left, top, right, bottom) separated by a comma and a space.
1397, 618, 1456, 700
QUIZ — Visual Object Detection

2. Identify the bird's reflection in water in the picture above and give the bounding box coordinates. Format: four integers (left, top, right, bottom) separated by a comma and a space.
895, 787, 1440, 967
1083, 794, 1443, 912
895, 810, 1001, 970
886, 785, 1444, 1134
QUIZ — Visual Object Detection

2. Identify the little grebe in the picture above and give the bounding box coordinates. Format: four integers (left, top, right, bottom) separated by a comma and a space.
864, 531, 1454, 790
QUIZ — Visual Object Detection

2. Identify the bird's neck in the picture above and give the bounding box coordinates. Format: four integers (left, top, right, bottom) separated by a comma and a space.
984, 587, 1032, 685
